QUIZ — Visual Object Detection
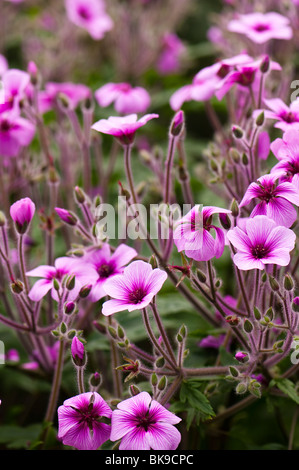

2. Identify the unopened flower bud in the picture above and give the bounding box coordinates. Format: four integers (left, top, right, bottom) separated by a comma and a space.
0, 211, 6, 227
236, 382, 247, 394
269, 275, 279, 292
55, 207, 78, 226
64, 301, 76, 315
230, 199, 239, 218
244, 319, 253, 333
89, 371, 102, 388
292, 297, 299, 312
66, 274, 76, 291
74, 186, 86, 204
235, 351, 248, 362
71, 336, 85, 367
219, 212, 231, 230
284, 274, 294, 291
226, 315, 239, 326
232, 125, 244, 139
10, 280, 24, 294
229, 148, 240, 164
157, 376, 167, 391
129, 384, 141, 396
170, 110, 184, 138
260, 55, 270, 74
255, 111, 264, 127
196, 269, 207, 283
79, 284, 92, 298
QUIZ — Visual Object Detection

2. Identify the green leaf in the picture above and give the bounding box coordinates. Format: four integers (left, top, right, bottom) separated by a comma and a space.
180, 379, 215, 421
270, 378, 299, 405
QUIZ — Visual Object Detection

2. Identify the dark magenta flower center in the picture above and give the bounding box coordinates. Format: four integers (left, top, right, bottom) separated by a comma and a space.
97, 263, 115, 278
0, 120, 11, 132
136, 412, 157, 432
251, 244, 270, 259
128, 287, 147, 304
282, 111, 298, 123
73, 403, 100, 431
77, 6, 91, 20
254, 23, 270, 32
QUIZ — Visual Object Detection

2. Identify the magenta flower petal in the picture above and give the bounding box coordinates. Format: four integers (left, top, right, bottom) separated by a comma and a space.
102, 260, 167, 315
28, 279, 53, 302
227, 215, 296, 271
147, 422, 182, 450
58, 392, 112, 450
111, 392, 181, 451
267, 198, 297, 227
91, 113, 159, 145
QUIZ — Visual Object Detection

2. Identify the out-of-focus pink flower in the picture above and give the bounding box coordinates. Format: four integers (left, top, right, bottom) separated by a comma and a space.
215, 56, 281, 101
95, 83, 151, 114
227, 215, 296, 270
0, 111, 35, 157
79, 244, 137, 302
235, 351, 248, 362
26, 257, 95, 302
227, 12, 293, 44
41, 81, 91, 112
0, 55, 8, 77
157, 33, 185, 75
261, 98, 299, 131
270, 129, 299, 179
111, 391, 181, 450
173, 205, 231, 262
170, 53, 253, 110
199, 334, 226, 349
239, 173, 299, 227
71, 337, 85, 364
258, 131, 270, 160
10, 197, 35, 234
65, 0, 113, 40
58, 392, 112, 450
5, 349, 20, 362
0, 69, 30, 113
102, 260, 167, 316
91, 113, 159, 145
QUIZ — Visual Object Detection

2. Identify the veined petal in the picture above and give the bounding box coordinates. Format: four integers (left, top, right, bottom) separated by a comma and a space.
266, 198, 297, 227
28, 279, 52, 301
147, 422, 181, 450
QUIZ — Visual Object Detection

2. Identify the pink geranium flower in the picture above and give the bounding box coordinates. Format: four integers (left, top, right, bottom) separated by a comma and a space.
270, 129, 299, 179
227, 12, 293, 44
65, 0, 113, 40
80, 243, 137, 302
0, 68, 30, 113
0, 55, 8, 77
173, 205, 231, 262
91, 113, 159, 145
227, 215, 296, 270
37, 81, 91, 113
58, 392, 112, 450
10, 197, 35, 234
170, 53, 254, 110
0, 111, 35, 157
26, 257, 94, 302
157, 33, 185, 75
215, 56, 281, 101
101, 260, 167, 316
239, 173, 299, 227
110, 391, 181, 450
95, 83, 151, 114
256, 98, 299, 132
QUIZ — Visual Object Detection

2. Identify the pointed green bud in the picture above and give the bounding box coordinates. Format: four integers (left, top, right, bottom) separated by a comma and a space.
244, 319, 253, 333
